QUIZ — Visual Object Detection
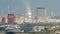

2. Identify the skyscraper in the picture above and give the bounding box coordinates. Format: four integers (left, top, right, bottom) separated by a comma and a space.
2, 17, 5, 25
7, 14, 15, 25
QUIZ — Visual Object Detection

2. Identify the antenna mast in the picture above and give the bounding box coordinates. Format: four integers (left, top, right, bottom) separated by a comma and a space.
8, 6, 10, 14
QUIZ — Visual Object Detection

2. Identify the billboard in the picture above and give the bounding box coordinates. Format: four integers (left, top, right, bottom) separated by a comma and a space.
7, 16, 15, 19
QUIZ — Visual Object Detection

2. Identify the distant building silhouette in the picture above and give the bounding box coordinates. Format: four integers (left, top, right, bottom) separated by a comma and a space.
7, 14, 15, 25
2, 17, 5, 25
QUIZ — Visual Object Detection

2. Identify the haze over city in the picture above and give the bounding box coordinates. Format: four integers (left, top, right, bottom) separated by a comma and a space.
0, 0, 60, 16
0, 0, 60, 34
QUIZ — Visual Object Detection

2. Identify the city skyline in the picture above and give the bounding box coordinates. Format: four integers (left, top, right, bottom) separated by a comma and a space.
0, 0, 60, 16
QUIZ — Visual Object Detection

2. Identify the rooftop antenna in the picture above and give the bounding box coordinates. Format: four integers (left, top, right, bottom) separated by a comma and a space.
8, 6, 10, 14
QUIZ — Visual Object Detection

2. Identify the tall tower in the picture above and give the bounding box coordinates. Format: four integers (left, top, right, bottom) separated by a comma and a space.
7, 6, 16, 25
43, 8, 48, 22
44, 8, 47, 18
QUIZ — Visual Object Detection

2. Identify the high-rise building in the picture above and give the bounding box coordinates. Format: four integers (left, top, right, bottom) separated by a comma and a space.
0, 16, 2, 25
7, 14, 15, 25
2, 17, 5, 25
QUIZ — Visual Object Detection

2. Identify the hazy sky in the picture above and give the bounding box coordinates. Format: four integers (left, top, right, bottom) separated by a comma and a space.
0, 0, 60, 16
